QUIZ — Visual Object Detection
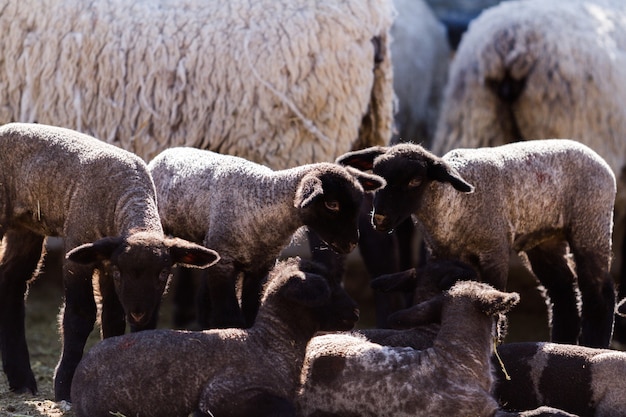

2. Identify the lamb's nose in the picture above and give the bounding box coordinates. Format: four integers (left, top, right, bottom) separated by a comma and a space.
373, 213, 387, 227
130, 312, 145, 323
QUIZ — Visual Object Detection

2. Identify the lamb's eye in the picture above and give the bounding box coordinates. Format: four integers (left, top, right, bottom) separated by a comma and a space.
325, 200, 340, 212
408, 178, 422, 188
159, 270, 170, 283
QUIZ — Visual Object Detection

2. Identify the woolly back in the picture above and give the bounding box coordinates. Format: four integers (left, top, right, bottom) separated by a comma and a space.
1, 0, 395, 168
432, 0, 626, 179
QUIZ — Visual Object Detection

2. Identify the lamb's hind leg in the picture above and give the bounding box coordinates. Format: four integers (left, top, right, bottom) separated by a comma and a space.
0, 229, 44, 394
526, 240, 580, 345
569, 244, 615, 348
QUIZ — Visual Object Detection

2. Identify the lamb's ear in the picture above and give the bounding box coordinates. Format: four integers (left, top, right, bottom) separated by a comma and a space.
282, 272, 331, 308
387, 295, 444, 329
427, 160, 474, 193
345, 166, 386, 192
168, 238, 220, 269
475, 289, 520, 316
336, 146, 388, 171
294, 174, 324, 208
371, 268, 417, 293
66, 237, 124, 264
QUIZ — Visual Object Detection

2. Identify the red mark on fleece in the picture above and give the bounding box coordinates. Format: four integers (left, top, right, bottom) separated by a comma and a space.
536, 172, 546, 184
118, 339, 136, 350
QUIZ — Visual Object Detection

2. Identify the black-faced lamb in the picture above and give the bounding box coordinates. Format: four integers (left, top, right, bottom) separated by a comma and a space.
70, 257, 360, 417
430, 0, 626, 343
493, 341, 626, 416
338, 140, 616, 348
296, 280, 524, 417
0, 123, 220, 401
148, 147, 385, 328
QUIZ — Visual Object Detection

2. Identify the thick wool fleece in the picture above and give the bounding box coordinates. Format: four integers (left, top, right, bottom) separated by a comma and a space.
0, 0, 395, 168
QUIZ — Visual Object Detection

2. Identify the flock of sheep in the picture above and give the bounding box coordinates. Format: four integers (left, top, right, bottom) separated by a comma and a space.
2, 0, 626, 415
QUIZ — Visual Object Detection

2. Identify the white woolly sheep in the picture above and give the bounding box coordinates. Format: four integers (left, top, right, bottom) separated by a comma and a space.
0, 0, 395, 168
338, 139, 617, 348
430, 0, 626, 342
148, 147, 385, 328
390, 0, 450, 145
296, 280, 526, 417
71, 257, 360, 417
493, 341, 626, 416
0, 123, 219, 401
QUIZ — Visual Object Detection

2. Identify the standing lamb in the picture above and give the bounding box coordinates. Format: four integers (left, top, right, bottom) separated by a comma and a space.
430, 0, 626, 341
296, 280, 531, 417
71, 257, 360, 417
0, 0, 394, 168
0, 123, 220, 401
148, 147, 385, 328
338, 140, 616, 348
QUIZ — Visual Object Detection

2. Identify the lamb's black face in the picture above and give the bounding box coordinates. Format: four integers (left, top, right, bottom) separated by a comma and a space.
111, 243, 172, 329
300, 171, 364, 254
371, 155, 429, 233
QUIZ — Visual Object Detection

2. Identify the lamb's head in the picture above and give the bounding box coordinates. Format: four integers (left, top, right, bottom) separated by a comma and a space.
66, 231, 219, 329
371, 259, 478, 328
336, 144, 474, 232
371, 259, 479, 307
294, 163, 385, 254
446, 280, 519, 319
259, 257, 360, 333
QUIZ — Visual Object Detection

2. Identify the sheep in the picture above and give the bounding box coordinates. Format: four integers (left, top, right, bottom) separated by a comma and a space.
493, 341, 626, 417
70, 256, 360, 417
147, 147, 385, 329
0, 0, 395, 168
0, 122, 220, 401
337, 139, 617, 348
429, 0, 626, 343
390, 0, 450, 146
296, 280, 526, 417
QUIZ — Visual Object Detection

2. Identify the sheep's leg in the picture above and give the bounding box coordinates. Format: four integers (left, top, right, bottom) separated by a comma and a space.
241, 270, 268, 328
171, 266, 198, 328
97, 266, 126, 338
570, 248, 615, 348
526, 242, 580, 345
0, 229, 44, 394
54, 262, 97, 401
199, 263, 245, 329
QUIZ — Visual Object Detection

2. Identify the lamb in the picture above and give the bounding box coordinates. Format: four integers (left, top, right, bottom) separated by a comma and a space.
429, 0, 626, 342
493, 342, 626, 416
70, 256, 360, 417
0, 123, 220, 401
296, 280, 528, 417
147, 147, 385, 329
337, 139, 617, 348
0, 0, 395, 168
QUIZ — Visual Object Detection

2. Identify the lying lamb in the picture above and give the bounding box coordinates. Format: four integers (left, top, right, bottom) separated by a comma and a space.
297, 280, 525, 416
494, 341, 626, 416
0, 123, 219, 401
148, 147, 384, 328
338, 140, 617, 348
71, 257, 360, 417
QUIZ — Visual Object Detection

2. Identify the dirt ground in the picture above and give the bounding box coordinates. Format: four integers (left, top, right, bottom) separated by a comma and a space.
0, 246, 549, 417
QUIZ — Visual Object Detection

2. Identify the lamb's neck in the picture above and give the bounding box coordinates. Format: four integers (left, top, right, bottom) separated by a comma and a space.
249, 309, 317, 384
257, 164, 324, 232
434, 306, 495, 389
114, 182, 164, 236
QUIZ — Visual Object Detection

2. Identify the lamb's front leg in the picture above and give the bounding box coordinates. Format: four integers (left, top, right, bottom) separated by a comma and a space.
201, 261, 245, 329
0, 229, 44, 394
53, 262, 97, 402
